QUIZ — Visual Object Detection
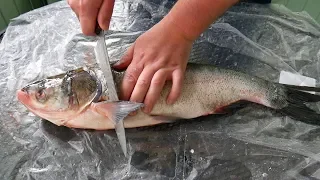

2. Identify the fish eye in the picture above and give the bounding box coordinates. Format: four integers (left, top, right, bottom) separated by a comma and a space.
35, 89, 47, 103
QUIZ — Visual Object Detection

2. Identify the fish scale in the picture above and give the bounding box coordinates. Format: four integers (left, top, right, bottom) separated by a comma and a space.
16, 63, 320, 131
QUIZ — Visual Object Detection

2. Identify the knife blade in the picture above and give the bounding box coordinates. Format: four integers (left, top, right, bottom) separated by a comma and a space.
94, 25, 128, 157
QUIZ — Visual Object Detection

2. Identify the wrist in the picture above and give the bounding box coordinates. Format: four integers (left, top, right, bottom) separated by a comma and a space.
161, 0, 239, 41
159, 17, 195, 43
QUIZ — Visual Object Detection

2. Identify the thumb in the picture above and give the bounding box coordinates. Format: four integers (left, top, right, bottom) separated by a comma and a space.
113, 44, 134, 70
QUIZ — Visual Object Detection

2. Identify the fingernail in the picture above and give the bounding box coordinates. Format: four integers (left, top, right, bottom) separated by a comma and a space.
142, 107, 150, 114
129, 111, 137, 116
112, 61, 121, 67
100, 21, 110, 31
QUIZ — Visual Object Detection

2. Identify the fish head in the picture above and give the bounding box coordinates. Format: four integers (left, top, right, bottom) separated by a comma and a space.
17, 69, 101, 124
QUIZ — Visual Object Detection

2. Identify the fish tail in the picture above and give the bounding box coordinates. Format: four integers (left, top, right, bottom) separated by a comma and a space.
272, 84, 320, 125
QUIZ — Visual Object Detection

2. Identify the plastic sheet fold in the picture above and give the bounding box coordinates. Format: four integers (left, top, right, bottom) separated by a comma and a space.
1, 0, 320, 179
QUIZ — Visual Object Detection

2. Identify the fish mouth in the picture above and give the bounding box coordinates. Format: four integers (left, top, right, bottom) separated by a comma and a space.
17, 89, 53, 117
16, 89, 30, 106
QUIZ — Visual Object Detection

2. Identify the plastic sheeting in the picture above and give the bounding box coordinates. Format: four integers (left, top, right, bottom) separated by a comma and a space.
1, 0, 320, 179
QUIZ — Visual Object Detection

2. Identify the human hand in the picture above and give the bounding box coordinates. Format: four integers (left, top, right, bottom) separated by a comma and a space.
113, 20, 193, 114
67, 0, 115, 35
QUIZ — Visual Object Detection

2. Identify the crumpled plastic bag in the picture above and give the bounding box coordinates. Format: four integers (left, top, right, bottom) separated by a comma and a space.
1, 0, 320, 179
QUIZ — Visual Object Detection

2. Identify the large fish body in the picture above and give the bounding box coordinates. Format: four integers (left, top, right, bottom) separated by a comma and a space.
17, 63, 320, 130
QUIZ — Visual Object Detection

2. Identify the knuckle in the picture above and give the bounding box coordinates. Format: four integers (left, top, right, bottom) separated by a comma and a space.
124, 72, 137, 83
136, 51, 157, 64
170, 62, 180, 67
80, 0, 89, 6
160, 68, 171, 75
154, 60, 166, 68
151, 78, 163, 86
137, 51, 145, 60
137, 79, 148, 86
134, 64, 144, 72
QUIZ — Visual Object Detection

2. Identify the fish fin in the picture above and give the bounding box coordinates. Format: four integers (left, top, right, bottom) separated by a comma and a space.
283, 84, 320, 93
94, 101, 144, 124
284, 85, 320, 102
94, 101, 143, 157
279, 84, 320, 125
214, 100, 252, 114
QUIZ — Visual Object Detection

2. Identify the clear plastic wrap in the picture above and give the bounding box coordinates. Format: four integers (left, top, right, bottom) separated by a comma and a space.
1, 0, 320, 179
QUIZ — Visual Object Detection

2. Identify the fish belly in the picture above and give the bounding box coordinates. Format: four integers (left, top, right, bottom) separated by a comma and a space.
64, 106, 170, 130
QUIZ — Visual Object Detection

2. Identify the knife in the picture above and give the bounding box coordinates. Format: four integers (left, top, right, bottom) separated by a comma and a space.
94, 25, 128, 157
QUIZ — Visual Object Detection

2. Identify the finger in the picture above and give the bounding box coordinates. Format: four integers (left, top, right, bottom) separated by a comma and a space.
113, 44, 135, 70
128, 111, 138, 116
97, 0, 115, 30
167, 69, 184, 104
143, 70, 167, 113
79, 0, 103, 36
68, 0, 80, 18
130, 67, 156, 103
120, 62, 143, 100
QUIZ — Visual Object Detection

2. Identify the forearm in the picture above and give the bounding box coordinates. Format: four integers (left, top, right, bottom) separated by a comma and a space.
162, 0, 239, 41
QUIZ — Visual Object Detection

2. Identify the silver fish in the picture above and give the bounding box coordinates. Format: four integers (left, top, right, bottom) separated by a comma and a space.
16, 63, 320, 130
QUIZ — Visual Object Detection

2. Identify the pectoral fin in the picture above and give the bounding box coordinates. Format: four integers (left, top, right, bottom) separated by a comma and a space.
93, 101, 144, 124
93, 101, 143, 157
